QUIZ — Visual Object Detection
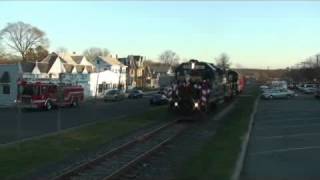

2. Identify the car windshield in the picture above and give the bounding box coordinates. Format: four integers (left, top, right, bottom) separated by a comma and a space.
306, 85, 315, 88
21, 85, 40, 96
107, 90, 118, 95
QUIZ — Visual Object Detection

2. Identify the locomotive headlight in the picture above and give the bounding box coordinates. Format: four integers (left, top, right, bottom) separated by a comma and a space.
174, 102, 178, 107
194, 102, 199, 108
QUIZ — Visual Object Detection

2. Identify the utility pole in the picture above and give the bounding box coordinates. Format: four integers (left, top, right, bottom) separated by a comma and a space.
118, 65, 122, 90
95, 59, 100, 100
16, 69, 23, 150
57, 73, 63, 132
16, 96, 22, 150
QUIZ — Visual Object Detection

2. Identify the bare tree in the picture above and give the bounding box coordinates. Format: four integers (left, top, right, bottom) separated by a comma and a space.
25, 45, 49, 62
215, 53, 231, 71
56, 46, 68, 54
0, 21, 48, 61
83, 47, 110, 62
159, 50, 180, 65
0, 45, 4, 58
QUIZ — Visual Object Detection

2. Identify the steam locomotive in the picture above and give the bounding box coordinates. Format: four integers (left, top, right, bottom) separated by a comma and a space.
167, 59, 244, 114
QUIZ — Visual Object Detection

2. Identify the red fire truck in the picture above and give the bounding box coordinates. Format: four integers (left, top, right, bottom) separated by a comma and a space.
17, 80, 84, 110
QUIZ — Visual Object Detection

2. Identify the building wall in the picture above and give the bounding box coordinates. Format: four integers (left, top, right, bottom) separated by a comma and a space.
0, 64, 19, 107
89, 71, 126, 97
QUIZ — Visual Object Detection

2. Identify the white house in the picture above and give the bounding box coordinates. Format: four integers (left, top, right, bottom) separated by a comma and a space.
89, 55, 127, 97
89, 71, 124, 97
94, 55, 126, 73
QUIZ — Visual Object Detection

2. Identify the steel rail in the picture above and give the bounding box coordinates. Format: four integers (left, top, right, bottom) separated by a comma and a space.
51, 120, 180, 180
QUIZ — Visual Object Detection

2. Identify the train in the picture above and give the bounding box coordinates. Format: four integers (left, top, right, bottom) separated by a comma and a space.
167, 59, 245, 115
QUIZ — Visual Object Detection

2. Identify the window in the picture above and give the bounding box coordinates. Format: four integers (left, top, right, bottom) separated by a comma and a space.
48, 85, 57, 94
3, 85, 10, 94
106, 83, 112, 89
98, 84, 103, 93
41, 86, 48, 94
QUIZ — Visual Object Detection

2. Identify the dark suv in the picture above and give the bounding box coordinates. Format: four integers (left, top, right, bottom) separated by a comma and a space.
128, 90, 144, 99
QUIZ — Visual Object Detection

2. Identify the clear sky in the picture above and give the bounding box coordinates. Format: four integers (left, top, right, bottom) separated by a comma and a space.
1, 1, 320, 69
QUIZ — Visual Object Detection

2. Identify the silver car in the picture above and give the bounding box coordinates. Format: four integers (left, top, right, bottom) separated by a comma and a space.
301, 84, 318, 94
262, 89, 295, 99
104, 89, 125, 101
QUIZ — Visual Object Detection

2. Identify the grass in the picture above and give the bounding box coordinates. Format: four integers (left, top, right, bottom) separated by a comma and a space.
176, 85, 259, 180
0, 106, 171, 180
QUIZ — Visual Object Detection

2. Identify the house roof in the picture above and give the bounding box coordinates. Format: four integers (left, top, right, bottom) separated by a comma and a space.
118, 58, 128, 66
37, 62, 50, 73
59, 53, 77, 65
64, 64, 74, 73
98, 56, 125, 66
41, 53, 61, 68
86, 65, 93, 73
71, 56, 83, 64
20, 62, 35, 73
41, 53, 69, 72
75, 65, 85, 73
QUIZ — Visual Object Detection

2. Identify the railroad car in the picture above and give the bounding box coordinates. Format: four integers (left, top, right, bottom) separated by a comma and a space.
224, 70, 240, 100
167, 59, 225, 114
237, 74, 246, 93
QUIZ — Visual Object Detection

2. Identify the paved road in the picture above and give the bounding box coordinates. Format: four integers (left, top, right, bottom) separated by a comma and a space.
241, 93, 320, 180
0, 96, 156, 144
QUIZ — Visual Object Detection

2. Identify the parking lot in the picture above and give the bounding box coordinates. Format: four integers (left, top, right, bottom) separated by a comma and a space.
0, 95, 155, 145
242, 93, 320, 180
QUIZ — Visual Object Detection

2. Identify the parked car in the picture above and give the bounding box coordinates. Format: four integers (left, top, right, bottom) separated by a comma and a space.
104, 89, 125, 101
158, 88, 167, 95
128, 90, 144, 99
262, 89, 295, 99
301, 84, 318, 94
315, 88, 320, 99
150, 94, 168, 105
260, 85, 269, 91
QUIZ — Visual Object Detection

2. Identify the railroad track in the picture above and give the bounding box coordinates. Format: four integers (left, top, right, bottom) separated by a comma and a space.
51, 120, 186, 180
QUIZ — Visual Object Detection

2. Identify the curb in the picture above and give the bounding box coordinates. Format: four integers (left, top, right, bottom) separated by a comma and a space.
231, 97, 259, 180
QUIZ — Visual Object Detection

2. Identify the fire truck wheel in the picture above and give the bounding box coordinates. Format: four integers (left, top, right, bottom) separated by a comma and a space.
72, 99, 79, 107
46, 101, 53, 111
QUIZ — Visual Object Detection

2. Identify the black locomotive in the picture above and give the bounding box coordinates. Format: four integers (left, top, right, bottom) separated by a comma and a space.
167, 59, 241, 114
